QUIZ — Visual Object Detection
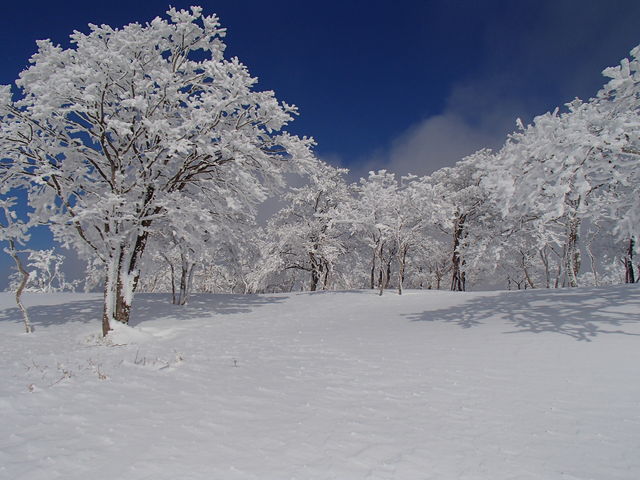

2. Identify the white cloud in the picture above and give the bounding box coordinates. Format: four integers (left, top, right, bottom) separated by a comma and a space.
354, 80, 527, 179
349, 0, 640, 181
384, 112, 501, 176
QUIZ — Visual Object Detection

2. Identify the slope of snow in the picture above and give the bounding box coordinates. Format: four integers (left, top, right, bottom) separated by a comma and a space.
1, 286, 639, 479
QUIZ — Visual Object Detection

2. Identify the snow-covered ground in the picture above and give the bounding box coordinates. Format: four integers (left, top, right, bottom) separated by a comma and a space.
1, 286, 639, 479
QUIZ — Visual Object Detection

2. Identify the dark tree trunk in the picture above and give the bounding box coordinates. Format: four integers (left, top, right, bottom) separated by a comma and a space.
321, 261, 330, 290
564, 215, 581, 287
168, 261, 177, 304
370, 249, 376, 289
625, 237, 636, 284
540, 247, 551, 289
521, 251, 535, 289
397, 246, 408, 295
376, 240, 386, 296
450, 213, 467, 291
310, 268, 320, 292
101, 236, 146, 336
309, 251, 321, 292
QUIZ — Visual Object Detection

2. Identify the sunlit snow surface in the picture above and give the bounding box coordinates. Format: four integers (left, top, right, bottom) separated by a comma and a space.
1, 286, 640, 479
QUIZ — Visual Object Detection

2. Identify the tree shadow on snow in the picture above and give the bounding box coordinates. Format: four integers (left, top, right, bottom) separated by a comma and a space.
0, 295, 103, 330
128, 293, 285, 327
0, 293, 284, 330
289, 289, 373, 296
405, 285, 640, 341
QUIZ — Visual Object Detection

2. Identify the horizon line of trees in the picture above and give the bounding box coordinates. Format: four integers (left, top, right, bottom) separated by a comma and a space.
136, 43, 640, 298
1, 7, 638, 335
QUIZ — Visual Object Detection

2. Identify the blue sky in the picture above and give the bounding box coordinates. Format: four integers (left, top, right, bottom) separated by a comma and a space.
2, 0, 640, 287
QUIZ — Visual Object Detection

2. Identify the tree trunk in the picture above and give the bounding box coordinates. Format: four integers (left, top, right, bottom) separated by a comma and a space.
101, 242, 144, 336
370, 248, 376, 289
176, 259, 196, 305
377, 242, 386, 296
309, 252, 321, 292
624, 237, 636, 284
167, 259, 177, 304
310, 267, 320, 292
585, 226, 600, 287
450, 213, 467, 291
321, 261, 330, 290
539, 247, 551, 289
8, 239, 32, 333
554, 261, 562, 288
564, 215, 581, 288
521, 251, 535, 289
397, 245, 408, 295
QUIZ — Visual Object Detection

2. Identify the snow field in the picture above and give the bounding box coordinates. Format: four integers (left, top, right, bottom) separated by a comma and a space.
1, 286, 640, 479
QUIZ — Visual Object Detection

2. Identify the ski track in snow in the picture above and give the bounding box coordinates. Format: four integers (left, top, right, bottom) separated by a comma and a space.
1, 286, 640, 479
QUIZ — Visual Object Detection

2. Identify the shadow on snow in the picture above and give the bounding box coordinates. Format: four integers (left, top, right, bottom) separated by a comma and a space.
405, 285, 640, 341
0, 293, 285, 331
2, 286, 639, 341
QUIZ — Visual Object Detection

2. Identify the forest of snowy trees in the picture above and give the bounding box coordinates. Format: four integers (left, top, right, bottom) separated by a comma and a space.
1, 7, 639, 334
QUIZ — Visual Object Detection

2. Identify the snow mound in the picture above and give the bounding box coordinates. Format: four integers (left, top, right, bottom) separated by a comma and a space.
104, 320, 156, 345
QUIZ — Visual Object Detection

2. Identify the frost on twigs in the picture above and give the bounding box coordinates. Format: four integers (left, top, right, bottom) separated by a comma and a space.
0, 6, 317, 334
22, 358, 108, 390
0, 197, 34, 333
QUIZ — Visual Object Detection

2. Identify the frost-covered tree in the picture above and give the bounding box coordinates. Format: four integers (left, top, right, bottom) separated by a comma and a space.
207, 237, 262, 294
256, 163, 350, 292
9, 248, 78, 293
339, 170, 423, 294
140, 213, 261, 298
406, 240, 451, 290
345, 171, 400, 295
153, 232, 201, 305
144, 196, 221, 305
385, 175, 429, 295
588, 45, 640, 283
0, 7, 314, 335
486, 44, 640, 287
425, 151, 495, 291
0, 197, 33, 333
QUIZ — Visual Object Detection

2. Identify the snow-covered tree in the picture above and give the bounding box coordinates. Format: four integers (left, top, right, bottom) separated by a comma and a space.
588, 45, 640, 283
144, 195, 221, 305
140, 212, 261, 299
384, 175, 429, 294
425, 151, 495, 291
342, 170, 451, 294
345, 171, 401, 295
9, 248, 78, 293
484, 44, 640, 287
256, 163, 350, 292
0, 197, 33, 332
0, 7, 315, 335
